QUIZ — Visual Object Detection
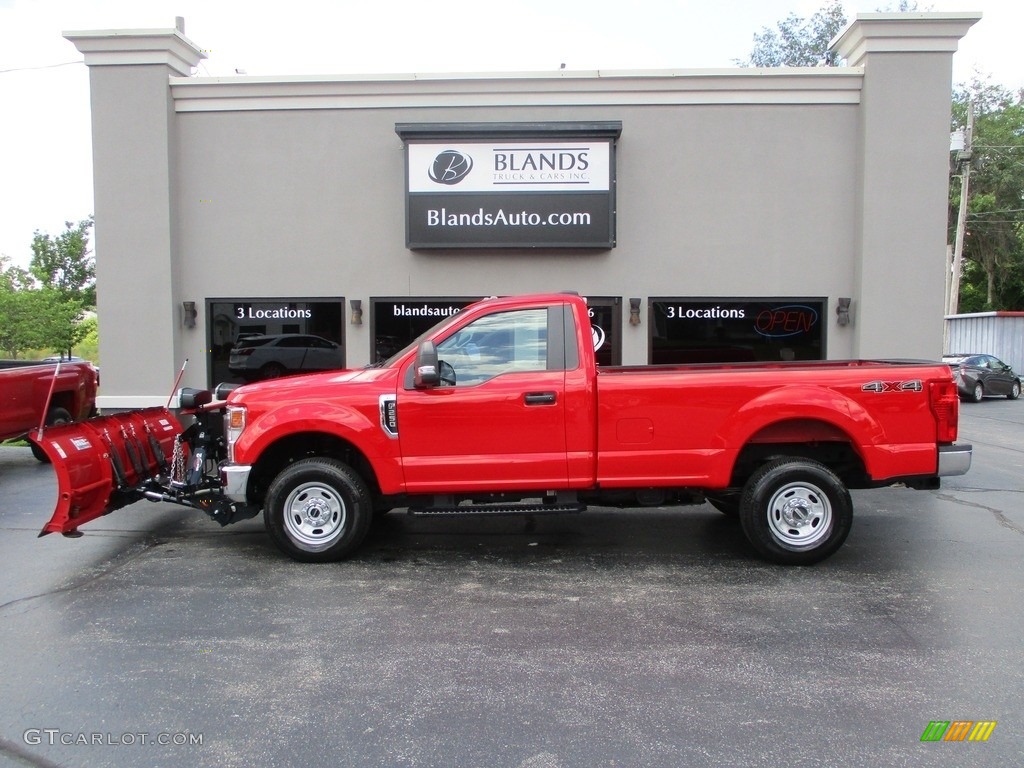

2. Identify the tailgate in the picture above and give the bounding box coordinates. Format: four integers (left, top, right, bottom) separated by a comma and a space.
31, 408, 183, 536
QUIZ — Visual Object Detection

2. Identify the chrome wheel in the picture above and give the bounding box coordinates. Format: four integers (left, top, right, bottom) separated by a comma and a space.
264, 458, 372, 562
765, 481, 832, 551
282, 481, 347, 551
739, 458, 852, 565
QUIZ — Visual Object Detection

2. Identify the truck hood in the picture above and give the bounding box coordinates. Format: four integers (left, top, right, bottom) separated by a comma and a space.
225, 367, 391, 406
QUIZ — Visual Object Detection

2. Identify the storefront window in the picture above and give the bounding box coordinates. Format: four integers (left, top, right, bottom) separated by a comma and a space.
371, 298, 480, 363
584, 296, 621, 367
650, 298, 825, 364
207, 299, 344, 386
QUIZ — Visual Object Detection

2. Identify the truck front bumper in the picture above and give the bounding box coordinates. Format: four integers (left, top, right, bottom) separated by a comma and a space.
221, 463, 253, 502
937, 444, 972, 477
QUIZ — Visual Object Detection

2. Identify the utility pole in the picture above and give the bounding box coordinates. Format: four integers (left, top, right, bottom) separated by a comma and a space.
948, 101, 974, 316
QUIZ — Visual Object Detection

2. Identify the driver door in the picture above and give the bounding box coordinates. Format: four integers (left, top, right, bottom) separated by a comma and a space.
396, 306, 569, 493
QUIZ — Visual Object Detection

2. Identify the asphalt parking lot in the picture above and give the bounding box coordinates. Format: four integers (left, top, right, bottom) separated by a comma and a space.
1, 400, 1022, 768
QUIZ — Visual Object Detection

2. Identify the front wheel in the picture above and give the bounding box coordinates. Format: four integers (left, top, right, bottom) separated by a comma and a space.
738, 459, 852, 565
1008, 380, 1020, 400
264, 458, 373, 562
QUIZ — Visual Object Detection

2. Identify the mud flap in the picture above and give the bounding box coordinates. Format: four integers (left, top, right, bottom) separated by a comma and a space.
31, 408, 184, 537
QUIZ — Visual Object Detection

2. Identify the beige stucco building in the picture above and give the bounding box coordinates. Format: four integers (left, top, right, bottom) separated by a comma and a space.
64, 13, 980, 410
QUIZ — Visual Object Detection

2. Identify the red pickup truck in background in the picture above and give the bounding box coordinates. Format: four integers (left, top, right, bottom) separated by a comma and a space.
34, 294, 970, 565
0, 360, 99, 461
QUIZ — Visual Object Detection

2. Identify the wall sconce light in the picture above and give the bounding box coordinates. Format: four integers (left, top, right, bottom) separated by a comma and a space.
836, 297, 852, 327
629, 298, 642, 326
350, 299, 363, 325
181, 300, 197, 329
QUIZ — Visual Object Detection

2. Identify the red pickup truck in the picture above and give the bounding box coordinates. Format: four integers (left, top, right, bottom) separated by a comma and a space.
34, 293, 970, 565
0, 360, 99, 461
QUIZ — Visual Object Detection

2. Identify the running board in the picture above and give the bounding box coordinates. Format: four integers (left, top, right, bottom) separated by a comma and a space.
408, 502, 586, 517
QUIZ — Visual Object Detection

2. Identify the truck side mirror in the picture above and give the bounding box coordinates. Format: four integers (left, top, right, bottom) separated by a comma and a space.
414, 341, 440, 388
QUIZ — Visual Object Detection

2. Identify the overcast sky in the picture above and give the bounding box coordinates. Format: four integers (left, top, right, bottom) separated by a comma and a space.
1, 0, 1018, 269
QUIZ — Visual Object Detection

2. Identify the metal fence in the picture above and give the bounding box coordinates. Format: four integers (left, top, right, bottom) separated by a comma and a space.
945, 312, 1024, 372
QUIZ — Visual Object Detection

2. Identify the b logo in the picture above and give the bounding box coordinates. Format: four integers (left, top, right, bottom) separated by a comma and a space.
429, 150, 473, 185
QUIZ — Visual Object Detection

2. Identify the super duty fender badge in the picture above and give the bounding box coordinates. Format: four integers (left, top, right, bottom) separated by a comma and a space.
862, 380, 923, 393
379, 394, 398, 439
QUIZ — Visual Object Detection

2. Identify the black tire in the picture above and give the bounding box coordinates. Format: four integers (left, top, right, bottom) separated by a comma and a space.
738, 458, 852, 565
264, 458, 373, 562
705, 491, 740, 517
1008, 380, 1020, 400
30, 407, 73, 463
260, 362, 286, 380
970, 382, 984, 403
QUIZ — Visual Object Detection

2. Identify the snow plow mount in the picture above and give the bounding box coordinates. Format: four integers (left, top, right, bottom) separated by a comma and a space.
32, 392, 257, 538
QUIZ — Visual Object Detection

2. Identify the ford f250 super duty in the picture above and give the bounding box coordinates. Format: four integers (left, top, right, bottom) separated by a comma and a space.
33, 293, 971, 565
0, 359, 99, 461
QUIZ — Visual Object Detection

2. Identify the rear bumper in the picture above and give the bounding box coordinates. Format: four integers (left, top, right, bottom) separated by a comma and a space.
938, 444, 972, 476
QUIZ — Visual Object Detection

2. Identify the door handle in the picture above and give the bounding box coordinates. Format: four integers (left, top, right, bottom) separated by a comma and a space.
524, 392, 557, 406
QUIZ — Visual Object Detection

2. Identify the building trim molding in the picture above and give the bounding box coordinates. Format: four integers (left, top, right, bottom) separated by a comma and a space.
169, 69, 865, 113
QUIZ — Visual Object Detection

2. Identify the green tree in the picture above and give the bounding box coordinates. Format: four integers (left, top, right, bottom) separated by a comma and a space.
736, 0, 848, 67
0, 280, 47, 357
1, 221, 95, 359
950, 78, 1024, 310
30, 217, 96, 307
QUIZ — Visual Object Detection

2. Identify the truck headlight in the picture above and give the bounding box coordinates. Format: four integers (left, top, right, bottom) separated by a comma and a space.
224, 405, 246, 462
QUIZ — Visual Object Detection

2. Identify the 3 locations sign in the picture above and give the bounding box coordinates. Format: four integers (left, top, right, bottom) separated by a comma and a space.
397, 122, 621, 249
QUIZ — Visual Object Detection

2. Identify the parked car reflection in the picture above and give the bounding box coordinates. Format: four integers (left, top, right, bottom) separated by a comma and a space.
228, 334, 344, 381
942, 353, 1021, 402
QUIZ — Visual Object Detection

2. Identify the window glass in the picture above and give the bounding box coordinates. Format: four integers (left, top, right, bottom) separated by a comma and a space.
650, 298, 826, 364
372, 298, 479, 363
207, 299, 344, 386
585, 297, 621, 366
437, 308, 548, 386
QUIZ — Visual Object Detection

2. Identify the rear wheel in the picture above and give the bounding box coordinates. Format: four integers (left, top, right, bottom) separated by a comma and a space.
264, 458, 372, 562
260, 362, 286, 380
739, 459, 852, 565
970, 382, 984, 403
30, 407, 72, 463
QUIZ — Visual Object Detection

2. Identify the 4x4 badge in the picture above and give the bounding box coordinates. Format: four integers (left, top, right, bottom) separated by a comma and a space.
862, 380, 923, 393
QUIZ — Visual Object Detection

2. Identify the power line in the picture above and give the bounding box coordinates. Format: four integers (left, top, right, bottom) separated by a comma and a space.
968, 208, 1024, 216
0, 61, 81, 75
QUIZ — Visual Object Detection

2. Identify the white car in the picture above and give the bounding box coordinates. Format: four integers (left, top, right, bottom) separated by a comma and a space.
228, 334, 344, 381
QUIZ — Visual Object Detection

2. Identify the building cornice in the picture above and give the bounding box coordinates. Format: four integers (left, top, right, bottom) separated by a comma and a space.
64, 28, 206, 76
169, 68, 864, 113
831, 12, 982, 67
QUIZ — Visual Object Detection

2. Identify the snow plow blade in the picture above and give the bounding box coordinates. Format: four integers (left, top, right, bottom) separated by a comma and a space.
31, 408, 184, 537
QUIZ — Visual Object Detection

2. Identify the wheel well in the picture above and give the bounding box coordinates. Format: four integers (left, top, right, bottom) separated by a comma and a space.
49, 393, 75, 417
729, 419, 868, 489
247, 432, 380, 507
